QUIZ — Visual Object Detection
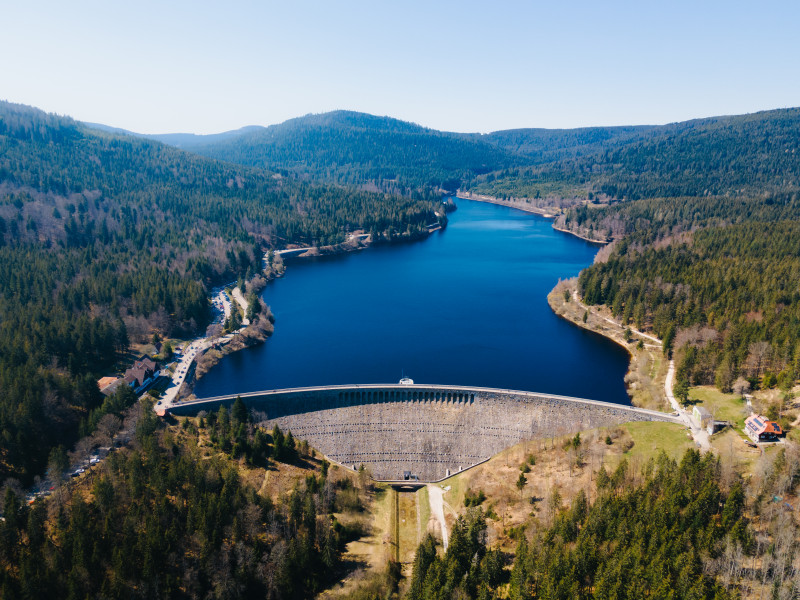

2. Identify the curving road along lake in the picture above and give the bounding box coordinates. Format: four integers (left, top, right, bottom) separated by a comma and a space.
194, 198, 631, 404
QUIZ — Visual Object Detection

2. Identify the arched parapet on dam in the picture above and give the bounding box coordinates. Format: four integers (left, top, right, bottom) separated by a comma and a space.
169, 384, 678, 481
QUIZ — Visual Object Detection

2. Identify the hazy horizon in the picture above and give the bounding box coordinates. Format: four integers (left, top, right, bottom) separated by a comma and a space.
4, 1, 799, 135
47, 104, 800, 138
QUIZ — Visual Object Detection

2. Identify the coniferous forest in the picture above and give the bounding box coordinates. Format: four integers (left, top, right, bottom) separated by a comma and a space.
3, 96, 800, 599
0, 100, 440, 484
0, 401, 367, 599
407, 451, 751, 600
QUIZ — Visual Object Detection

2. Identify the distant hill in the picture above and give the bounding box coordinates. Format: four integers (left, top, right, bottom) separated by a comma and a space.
122, 107, 800, 201
136, 110, 525, 193
471, 124, 660, 163
150, 126, 264, 149
83, 122, 265, 150
471, 108, 800, 200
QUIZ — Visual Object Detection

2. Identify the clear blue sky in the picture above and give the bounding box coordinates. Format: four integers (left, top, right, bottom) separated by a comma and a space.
3, 0, 799, 134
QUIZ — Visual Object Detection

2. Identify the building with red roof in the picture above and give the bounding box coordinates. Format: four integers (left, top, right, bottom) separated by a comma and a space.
744, 414, 783, 442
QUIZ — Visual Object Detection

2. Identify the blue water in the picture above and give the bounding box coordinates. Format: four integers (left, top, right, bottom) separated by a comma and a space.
194, 198, 631, 404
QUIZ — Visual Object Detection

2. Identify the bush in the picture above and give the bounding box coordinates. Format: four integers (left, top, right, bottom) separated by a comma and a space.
334, 487, 362, 513
763, 372, 778, 389
464, 488, 487, 507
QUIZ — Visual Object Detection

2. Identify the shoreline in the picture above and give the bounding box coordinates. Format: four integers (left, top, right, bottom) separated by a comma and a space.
175, 226, 444, 402
455, 191, 559, 219
456, 192, 610, 245
547, 280, 671, 413
271, 223, 441, 263
551, 224, 609, 245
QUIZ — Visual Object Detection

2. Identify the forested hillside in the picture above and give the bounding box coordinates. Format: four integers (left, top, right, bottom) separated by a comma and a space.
0, 101, 439, 484
470, 108, 800, 201
148, 111, 524, 193
558, 192, 800, 243
578, 216, 800, 395
536, 109, 800, 398
565, 191, 800, 397
0, 401, 371, 599
408, 451, 751, 600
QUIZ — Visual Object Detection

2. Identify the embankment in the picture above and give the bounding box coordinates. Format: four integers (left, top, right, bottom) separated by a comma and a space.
170, 384, 676, 481
455, 191, 561, 218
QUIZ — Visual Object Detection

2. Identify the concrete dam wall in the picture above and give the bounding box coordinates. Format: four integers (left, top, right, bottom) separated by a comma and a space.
170, 384, 677, 481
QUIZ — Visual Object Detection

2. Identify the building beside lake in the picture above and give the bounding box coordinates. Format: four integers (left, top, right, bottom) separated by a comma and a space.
123, 357, 159, 394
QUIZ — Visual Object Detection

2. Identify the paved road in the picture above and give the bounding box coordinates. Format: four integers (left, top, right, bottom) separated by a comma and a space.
158, 340, 210, 411
156, 288, 246, 414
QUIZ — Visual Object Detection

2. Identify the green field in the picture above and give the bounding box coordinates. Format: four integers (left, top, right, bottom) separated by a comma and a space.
442, 471, 468, 510
690, 386, 750, 431
397, 492, 419, 564
417, 486, 431, 542
622, 421, 695, 462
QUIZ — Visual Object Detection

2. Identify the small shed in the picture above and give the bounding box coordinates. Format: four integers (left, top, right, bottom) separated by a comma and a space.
693, 405, 713, 429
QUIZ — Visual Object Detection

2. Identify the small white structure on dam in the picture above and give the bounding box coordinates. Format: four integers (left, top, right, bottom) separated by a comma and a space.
170, 384, 678, 482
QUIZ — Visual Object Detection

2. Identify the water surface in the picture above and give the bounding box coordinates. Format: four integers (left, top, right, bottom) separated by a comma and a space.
195, 198, 630, 403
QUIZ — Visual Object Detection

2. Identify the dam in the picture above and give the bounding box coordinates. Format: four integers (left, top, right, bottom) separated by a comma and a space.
170, 384, 678, 481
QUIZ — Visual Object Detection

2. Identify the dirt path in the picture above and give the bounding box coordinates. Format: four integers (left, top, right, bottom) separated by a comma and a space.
231, 287, 251, 326
664, 358, 713, 452
427, 485, 449, 550
570, 288, 713, 452
572, 290, 660, 347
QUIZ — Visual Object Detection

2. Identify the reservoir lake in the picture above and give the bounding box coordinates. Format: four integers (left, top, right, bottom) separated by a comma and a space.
194, 198, 631, 404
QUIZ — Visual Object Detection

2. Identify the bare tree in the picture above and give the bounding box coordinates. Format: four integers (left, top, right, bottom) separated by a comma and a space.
206, 322, 223, 340
69, 437, 95, 466
745, 342, 772, 378
732, 377, 751, 398
123, 314, 151, 343
97, 413, 122, 445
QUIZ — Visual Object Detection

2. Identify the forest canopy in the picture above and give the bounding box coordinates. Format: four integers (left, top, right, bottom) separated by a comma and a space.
0, 101, 440, 484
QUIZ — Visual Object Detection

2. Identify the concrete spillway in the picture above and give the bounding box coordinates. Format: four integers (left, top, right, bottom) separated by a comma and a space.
170, 384, 678, 481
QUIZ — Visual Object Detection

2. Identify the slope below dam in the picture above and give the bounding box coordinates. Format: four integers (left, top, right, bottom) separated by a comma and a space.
171, 385, 677, 481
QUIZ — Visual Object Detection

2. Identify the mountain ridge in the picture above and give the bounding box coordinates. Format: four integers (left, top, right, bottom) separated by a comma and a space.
85, 106, 800, 197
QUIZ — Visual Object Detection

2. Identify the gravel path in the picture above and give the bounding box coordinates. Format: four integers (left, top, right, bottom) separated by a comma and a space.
231, 287, 251, 326
427, 485, 449, 550
571, 288, 712, 452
